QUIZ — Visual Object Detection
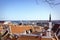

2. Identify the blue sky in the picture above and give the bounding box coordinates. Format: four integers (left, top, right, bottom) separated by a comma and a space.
0, 0, 60, 20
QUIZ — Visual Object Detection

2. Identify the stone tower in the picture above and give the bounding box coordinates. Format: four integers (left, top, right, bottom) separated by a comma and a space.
47, 14, 52, 37
49, 14, 52, 30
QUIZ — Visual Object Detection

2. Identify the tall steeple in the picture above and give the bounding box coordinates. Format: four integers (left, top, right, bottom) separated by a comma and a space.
49, 14, 52, 29
49, 14, 51, 22
47, 14, 52, 37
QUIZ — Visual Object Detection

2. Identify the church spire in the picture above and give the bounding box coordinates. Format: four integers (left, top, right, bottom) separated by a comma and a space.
49, 14, 51, 22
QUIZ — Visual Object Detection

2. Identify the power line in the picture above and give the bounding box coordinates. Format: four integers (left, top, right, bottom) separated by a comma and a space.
35, 0, 60, 8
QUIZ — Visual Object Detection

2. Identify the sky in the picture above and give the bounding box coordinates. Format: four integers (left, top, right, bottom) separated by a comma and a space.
0, 0, 60, 20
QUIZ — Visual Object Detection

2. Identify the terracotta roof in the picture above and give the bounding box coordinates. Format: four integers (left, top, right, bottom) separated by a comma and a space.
9, 25, 32, 34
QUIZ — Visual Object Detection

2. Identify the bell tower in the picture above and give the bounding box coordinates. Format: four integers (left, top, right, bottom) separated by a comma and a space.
47, 14, 52, 37
46, 14, 52, 37
49, 14, 52, 30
